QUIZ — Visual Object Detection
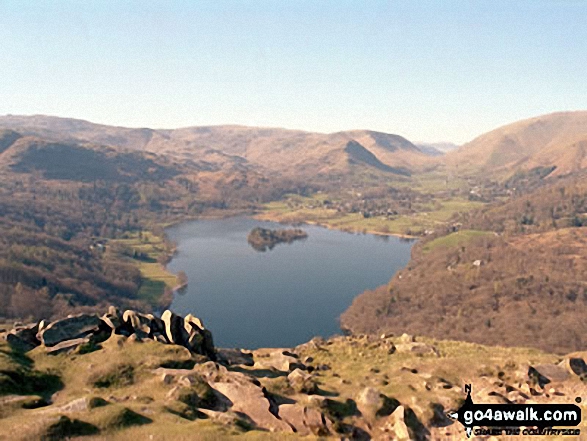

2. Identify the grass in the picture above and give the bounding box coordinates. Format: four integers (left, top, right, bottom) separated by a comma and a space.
1, 329, 584, 440
421, 230, 493, 253
258, 195, 485, 237
110, 231, 179, 306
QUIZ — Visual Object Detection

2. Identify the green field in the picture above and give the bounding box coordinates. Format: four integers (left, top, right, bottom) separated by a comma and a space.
421, 229, 493, 253
110, 232, 178, 305
259, 194, 485, 237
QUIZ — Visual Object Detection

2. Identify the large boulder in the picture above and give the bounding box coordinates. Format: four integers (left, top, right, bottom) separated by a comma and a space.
562, 357, 587, 381
6, 322, 41, 351
395, 342, 439, 356
210, 380, 292, 432
45, 337, 91, 355
384, 405, 430, 441
183, 314, 215, 359
216, 348, 254, 367
161, 310, 188, 346
100, 313, 121, 335
287, 369, 317, 394
356, 387, 399, 419
528, 364, 569, 387
122, 310, 154, 338
278, 403, 332, 436
38, 314, 102, 347
254, 350, 305, 372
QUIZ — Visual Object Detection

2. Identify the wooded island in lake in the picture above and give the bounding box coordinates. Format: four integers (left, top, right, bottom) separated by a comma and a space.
247, 227, 308, 251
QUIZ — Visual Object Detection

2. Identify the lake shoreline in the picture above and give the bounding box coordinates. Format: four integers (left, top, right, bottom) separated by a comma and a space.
164, 217, 414, 348
252, 211, 418, 240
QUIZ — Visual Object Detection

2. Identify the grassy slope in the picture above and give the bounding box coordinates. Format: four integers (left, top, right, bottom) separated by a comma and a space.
1, 332, 585, 440
110, 232, 179, 307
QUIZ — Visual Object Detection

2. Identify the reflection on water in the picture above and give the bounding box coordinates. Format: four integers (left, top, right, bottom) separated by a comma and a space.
166, 217, 413, 348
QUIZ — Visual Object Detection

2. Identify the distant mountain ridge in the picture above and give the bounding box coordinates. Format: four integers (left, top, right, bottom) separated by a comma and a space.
0, 115, 436, 178
416, 142, 459, 156
446, 111, 587, 177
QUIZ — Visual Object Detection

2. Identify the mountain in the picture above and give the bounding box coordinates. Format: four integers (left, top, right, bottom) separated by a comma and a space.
0, 116, 432, 179
416, 142, 459, 156
446, 111, 587, 177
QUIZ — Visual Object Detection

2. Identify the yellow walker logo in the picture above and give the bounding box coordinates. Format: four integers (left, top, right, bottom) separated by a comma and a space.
448, 385, 582, 437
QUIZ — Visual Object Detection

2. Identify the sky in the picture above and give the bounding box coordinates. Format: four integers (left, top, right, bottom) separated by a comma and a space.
1, 1, 586, 144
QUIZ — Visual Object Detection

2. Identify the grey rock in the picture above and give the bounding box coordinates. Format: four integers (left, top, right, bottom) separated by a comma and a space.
217, 348, 254, 367
210, 380, 292, 432
529, 364, 569, 387
288, 368, 317, 394
255, 350, 305, 372
564, 357, 587, 380
100, 313, 121, 333
122, 310, 152, 338
398, 333, 415, 343
46, 337, 91, 355
278, 403, 331, 436
38, 314, 102, 347
7, 323, 41, 351
395, 342, 439, 356
161, 310, 188, 346
356, 387, 399, 418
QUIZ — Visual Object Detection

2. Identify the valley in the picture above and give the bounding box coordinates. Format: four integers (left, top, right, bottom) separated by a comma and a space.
1, 111, 587, 439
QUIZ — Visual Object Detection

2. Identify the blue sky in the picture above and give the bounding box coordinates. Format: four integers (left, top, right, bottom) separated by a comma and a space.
1, 0, 586, 143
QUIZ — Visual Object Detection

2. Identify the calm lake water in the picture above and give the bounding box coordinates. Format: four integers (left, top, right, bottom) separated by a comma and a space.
166, 217, 414, 349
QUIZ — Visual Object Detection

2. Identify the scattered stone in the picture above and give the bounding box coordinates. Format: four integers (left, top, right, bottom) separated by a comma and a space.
384, 405, 430, 441
45, 337, 91, 355
216, 348, 254, 366
7, 322, 41, 351
255, 350, 305, 372
167, 375, 217, 410
528, 364, 569, 387
199, 409, 254, 428
211, 380, 292, 432
38, 314, 102, 347
395, 342, 439, 356
41, 398, 90, 414
399, 333, 415, 343
288, 369, 317, 394
563, 357, 587, 380
356, 387, 400, 418
279, 403, 331, 436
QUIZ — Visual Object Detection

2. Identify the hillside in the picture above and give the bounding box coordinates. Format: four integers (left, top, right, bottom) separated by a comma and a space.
0, 132, 303, 321
0, 116, 435, 179
445, 111, 587, 177
341, 172, 587, 354
1, 308, 586, 440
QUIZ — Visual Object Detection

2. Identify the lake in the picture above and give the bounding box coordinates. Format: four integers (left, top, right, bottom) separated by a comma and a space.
166, 217, 414, 349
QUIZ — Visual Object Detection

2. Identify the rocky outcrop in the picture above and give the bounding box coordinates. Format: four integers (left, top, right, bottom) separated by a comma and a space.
6, 323, 41, 352
38, 314, 104, 347
4, 307, 214, 359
